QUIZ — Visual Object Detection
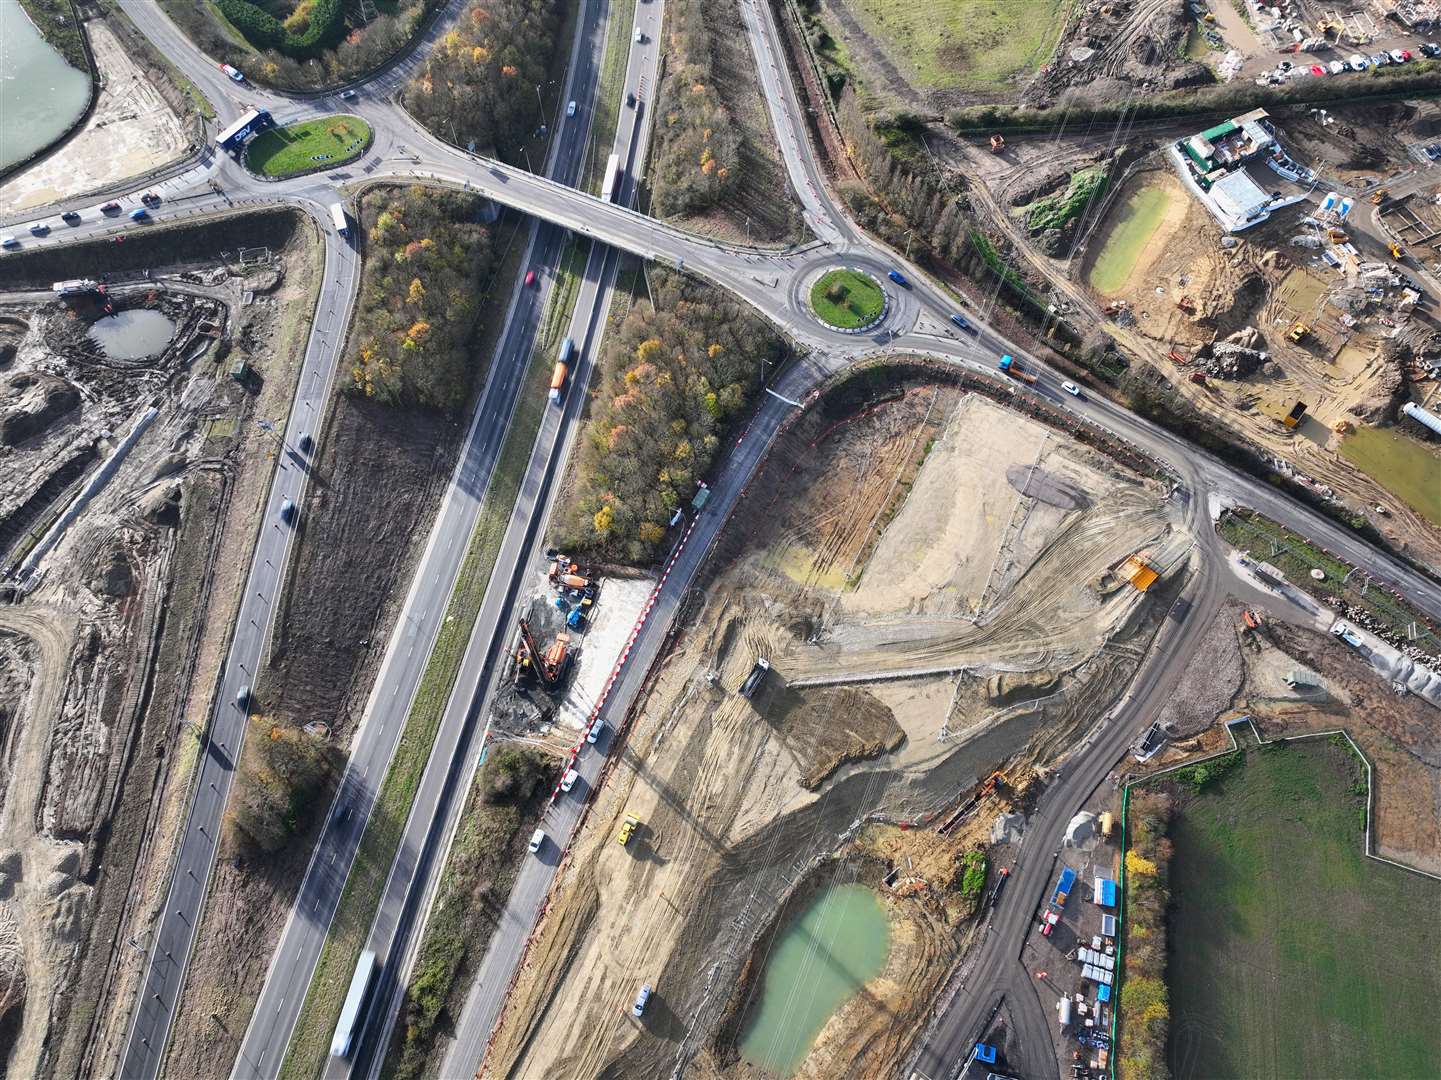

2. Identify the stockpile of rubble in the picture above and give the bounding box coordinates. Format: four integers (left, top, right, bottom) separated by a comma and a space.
1197, 327, 1270, 379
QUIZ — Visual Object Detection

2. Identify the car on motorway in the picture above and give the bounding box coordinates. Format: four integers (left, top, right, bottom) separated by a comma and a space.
237, 685, 251, 708
634, 29, 645, 43
339, 89, 357, 100
626, 91, 636, 108
221, 62, 245, 81
528, 828, 545, 853
61, 210, 81, 224
566, 100, 577, 117
100, 201, 121, 214
141, 191, 162, 205
631, 984, 652, 1017
1062, 381, 1083, 397
29, 222, 49, 236
950, 313, 974, 333
128, 208, 148, 221
1328, 59, 1346, 75
1348, 54, 1368, 71
887, 268, 909, 287
0, 237, 18, 250
525, 269, 537, 287
279, 497, 296, 524
561, 767, 579, 793
298, 432, 314, 453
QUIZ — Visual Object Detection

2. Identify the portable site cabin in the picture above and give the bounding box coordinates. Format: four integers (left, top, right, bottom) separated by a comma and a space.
1093, 877, 1117, 908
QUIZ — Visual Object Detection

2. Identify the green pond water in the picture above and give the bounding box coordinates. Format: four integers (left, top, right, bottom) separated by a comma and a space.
1088, 184, 1175, 295
738, 883, 890, 1076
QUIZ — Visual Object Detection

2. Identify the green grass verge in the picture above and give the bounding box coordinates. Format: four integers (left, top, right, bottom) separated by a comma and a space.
810, 268, 885, 328
841, 0, 1067, 93
246, 116, 372, 178
1339, 424, 1441, 527
582, 0, 637, 194
537, 237, 591, 351
18, 0, 88, 72
1166, 740, 1441, 1079
1025, 166, 1106, 233
1217, 508, 1441, 651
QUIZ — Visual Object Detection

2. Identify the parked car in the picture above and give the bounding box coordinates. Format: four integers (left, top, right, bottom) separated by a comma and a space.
1371, 52, 1391, 67
1348, 54, 1368, 71
1421, 42, 1441, 57
1310, 64, 1327, 77
1328, 59, 1346, 75
1391, 49, 1409, 64
566, 100, 577, 117
524, 269, 537, 287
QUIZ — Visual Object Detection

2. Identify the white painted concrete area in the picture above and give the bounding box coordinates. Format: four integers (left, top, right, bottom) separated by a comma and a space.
556, 576, 654, 736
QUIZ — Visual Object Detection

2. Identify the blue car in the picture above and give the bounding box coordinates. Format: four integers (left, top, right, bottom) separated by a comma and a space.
128, 208, 148, 221
950, 313, 975, 333
887, 269, 909, 287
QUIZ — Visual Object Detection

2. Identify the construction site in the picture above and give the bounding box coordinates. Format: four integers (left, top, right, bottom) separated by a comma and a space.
479, 364, 1189, 1078
0, 212, 326, 1077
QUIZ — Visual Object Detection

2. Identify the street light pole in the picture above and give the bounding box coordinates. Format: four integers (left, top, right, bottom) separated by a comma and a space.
521, 145, 534, 172
535, 84, 545, 126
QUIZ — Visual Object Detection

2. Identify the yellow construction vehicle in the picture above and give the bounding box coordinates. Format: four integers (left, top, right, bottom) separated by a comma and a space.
1287, 322, 1310, 343
1389, 241, 1405, 260
1370, 188, 1389, 205
1327, 227, 1348, 242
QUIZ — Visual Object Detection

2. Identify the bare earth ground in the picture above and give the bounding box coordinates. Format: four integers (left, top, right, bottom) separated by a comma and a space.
0, 19, 190, 214
482, 375, 1183, 1078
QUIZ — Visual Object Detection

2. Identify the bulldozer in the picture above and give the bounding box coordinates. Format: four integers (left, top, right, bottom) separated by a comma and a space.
1287, 321, 1310, 343
1327, 227, 1348, 243
989, 133, 1005, 153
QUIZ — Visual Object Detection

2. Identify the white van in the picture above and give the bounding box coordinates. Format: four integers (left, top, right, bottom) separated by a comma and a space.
631, 983, 652, 1017
561, 768, 580, 793
528, 828, 545, 853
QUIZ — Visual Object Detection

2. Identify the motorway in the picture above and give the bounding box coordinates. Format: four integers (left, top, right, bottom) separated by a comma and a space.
6, 1, 1441, 1078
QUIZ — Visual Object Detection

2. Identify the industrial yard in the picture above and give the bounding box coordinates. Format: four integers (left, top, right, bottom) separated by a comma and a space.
480, 367, 1187, 1078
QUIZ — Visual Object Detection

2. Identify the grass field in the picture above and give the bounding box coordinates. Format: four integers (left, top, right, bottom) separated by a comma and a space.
1088, 183, 1174, 294
842, 0, 1068, 93
810, 268, 885, 328
1340, 424, 1441, 527
246, 116, 371, 178
1166, 741, 1441, 1080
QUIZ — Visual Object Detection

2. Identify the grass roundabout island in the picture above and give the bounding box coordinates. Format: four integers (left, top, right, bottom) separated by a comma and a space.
246, 115, 372, 179
809, 268, 887, 330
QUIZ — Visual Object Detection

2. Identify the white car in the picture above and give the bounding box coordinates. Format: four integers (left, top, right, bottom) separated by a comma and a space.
634, 29, 644, 43
528, 828, 545, 853
1348, 54, 1368, 72
1328, 60, 1346, 75
561, 767, 579, 793
566, 100, 576, 117
586, 718, 605, 744
1390, 49, 1408, 64
1061, 381, 1082, 398
631, 984, 652, 1017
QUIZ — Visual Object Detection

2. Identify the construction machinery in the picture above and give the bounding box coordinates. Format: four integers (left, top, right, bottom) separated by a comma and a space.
1287, 321, 1310, 343
1175, 295, 1198, 315
1327, 227, 1349, 242
516, 619, 572, 688
989, 133, 1005, 153
1389, 241, 1405, 260
617, 814, 640, 846
1370, 187, 1389, 205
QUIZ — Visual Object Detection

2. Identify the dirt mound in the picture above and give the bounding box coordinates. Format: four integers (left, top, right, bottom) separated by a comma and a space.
766, 684, 905, 790
0, 910, 23, 1019
0, 372, 79, 446
985, 672, 1060, 706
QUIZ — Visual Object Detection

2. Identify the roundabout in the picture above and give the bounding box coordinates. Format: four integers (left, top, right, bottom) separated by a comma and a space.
808, 266, 889, 332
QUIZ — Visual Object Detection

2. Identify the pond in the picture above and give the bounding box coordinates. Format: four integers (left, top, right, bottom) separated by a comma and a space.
1087, 183, 1177, 296
88, 310, 176, 360
739, 882, 890, 1076
0, 4, 91, 172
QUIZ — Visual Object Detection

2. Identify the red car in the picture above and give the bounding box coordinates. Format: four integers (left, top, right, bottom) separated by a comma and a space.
524, 270, 537, 287
1310, 65, 1327, 77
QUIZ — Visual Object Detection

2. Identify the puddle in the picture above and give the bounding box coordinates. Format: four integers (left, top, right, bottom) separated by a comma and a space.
87, 309, 175, 360
739, 883, 890, 1075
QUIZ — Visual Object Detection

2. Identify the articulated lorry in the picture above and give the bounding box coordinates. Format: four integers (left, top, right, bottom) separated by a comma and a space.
550, 336, 575, 402
997, 354, 1037, 383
